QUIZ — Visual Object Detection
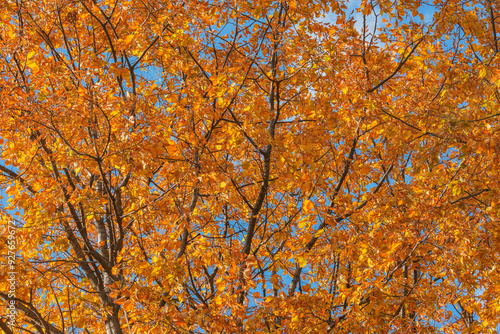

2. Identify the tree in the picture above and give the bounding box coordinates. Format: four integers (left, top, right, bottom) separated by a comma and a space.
0, 0, 499, 332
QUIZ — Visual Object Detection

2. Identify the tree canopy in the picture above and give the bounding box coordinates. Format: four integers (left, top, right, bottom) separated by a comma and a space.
1, 0, 500, 333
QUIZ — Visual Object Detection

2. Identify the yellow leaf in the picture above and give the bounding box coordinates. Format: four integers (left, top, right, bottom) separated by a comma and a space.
479, 68, 487, 78
314, 229, 324, 237
123, 34, 134, 44
298, 218, 306, 229
297, 256, 307, 268
303, 199, 314, 213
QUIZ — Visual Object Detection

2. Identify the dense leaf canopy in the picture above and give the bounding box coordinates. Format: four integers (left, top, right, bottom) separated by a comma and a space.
1, 0, 500, 333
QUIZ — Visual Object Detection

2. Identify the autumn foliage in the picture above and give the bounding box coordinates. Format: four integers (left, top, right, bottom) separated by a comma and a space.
1, 0, 500, 332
